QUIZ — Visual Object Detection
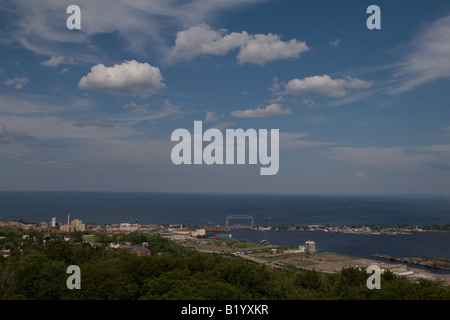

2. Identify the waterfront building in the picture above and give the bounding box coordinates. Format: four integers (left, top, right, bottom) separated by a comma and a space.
71, 219, 85, 232
39, 221, 48, 230
189, 228, 206, 237
305, 240, 316, 253
59, 213, 85, 232
119, 223, 140, 232
60, 224, 70, 232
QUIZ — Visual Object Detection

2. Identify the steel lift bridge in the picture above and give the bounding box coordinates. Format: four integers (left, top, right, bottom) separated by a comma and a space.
225, 215, 255, 229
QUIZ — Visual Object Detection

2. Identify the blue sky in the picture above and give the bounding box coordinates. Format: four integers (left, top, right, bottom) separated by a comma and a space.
1, 0, 450, 195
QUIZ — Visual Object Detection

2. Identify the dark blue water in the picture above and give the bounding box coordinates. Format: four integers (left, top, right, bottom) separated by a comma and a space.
0, 191, 449, 264
0, 191, 449, 227
228, 229, 450, 261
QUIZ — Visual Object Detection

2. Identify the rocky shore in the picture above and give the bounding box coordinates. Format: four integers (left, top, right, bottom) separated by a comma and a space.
373, 254, 450, 271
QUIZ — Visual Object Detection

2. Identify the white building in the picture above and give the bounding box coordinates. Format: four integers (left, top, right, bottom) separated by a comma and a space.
190, 228, 206, 237
71, 219, 85, 232
305, 240, 316, 253
119, 223, 140, 232
59, 214, 85, 232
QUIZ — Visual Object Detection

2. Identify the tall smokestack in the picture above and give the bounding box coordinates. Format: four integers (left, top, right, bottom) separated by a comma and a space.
67, 213, 70, 225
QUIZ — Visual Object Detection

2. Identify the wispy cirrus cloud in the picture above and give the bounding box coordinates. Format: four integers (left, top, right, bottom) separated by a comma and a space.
123, 102, 152, 113
355, 170, 367, 181
390, 14, 450, 94
73, 120, 114, 128
3, 77, 29, 89
279, 132, 329, 150
40, 56, 64, 67
330, 147, 435, 167
0, 93, 93, 115
329, 38, 340, 47
118, 99, 184, 122
424, 144, 450, 153
0, 122, 6, 138
205, 111, 223, 123
3, 0, 269, 63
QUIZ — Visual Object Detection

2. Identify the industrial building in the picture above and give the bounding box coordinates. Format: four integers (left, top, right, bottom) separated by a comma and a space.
305, 240, 316, 253
59, 213, 86, 232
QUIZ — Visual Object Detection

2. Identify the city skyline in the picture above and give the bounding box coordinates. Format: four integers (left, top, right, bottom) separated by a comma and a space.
1, 0, 450, 195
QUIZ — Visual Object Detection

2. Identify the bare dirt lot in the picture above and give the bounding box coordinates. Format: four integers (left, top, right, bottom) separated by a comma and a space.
265, 252, 450, 285
179, 238, 450, 285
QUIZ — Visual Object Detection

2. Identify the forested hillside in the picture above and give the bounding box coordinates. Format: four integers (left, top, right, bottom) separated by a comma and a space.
1, 227, 449, 300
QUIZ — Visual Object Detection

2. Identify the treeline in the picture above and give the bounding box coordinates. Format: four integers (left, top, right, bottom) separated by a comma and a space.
420, 224, 450, 231
0, 228, 449, 300
270, 223, 450, 231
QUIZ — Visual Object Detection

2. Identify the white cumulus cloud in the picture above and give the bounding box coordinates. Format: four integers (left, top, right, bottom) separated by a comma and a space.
231, 103, 292, 118
169, 24, 309, 65
284, 74, 372, 98
6, 0, 269, 64
205, 111, 223, 123
237, 33, 309, 65
169, 24, 249, 60
78, 60, 165, 97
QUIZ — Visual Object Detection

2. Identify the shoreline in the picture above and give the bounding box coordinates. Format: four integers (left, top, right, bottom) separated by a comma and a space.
373, 254, 450, 271
2, 216, 450, 236
178, 237, 450, 285
2, 218, 450, 286
208, 226, 450, 236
